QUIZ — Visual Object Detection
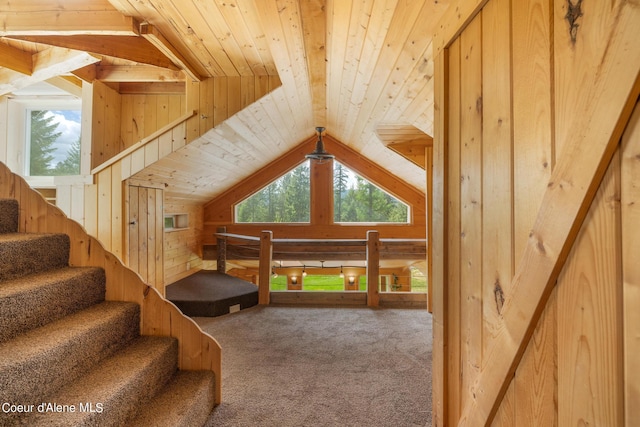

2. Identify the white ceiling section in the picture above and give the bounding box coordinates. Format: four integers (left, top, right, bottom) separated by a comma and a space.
0, 0, 451, 200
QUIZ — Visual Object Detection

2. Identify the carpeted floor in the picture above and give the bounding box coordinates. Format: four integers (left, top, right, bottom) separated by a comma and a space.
195, 306, 432, 427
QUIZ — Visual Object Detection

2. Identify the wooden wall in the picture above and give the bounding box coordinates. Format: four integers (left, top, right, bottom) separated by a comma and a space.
91, 81, 186, 169
431, 0, 640, 425
163, 200, 210, 285
85, 76, 279, 290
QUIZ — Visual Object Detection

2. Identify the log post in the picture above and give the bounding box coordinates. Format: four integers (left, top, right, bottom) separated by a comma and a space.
366, 230, 380, 307
258, 230, 273, 305
216, 226, 226, 274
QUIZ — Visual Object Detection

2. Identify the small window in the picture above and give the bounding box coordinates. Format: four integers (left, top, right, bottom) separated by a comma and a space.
164, 213, 189, 231
26, 109, 82, 176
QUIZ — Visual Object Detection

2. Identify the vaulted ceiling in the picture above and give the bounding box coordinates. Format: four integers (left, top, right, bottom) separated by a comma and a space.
0, 0, 449, 200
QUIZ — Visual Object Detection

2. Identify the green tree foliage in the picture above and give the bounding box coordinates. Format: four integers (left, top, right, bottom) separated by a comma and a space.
236, 162, 310, 222
53, 136, 81, 175
236, 160, 408, 223
333, 162, 349, 221
333, 163, 408, 223
29, 110, 61, 175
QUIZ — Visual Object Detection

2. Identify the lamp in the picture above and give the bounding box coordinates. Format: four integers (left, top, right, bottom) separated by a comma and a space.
339, 266, 344, 279
305, 127, 334, 162
302, 266, 307, 277
348, 276, 356, 285
291, 276, 298, 285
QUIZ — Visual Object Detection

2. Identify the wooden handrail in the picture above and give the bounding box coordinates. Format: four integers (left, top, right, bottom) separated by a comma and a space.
91, 110, 196, 175
215, 229, 418, 307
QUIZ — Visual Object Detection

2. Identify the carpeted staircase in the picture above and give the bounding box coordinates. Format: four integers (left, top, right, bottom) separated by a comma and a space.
0, 198, 215, 426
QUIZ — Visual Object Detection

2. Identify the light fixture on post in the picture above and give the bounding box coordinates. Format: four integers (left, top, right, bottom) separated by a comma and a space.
305, 127, 334, 163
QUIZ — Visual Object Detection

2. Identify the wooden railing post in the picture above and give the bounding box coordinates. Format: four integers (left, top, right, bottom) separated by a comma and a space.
216, 226, 226, 274
366, 230, 380, 307
258, 230, 273, 305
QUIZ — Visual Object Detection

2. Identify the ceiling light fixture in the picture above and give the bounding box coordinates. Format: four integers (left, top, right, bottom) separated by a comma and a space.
305, 126, 334, 163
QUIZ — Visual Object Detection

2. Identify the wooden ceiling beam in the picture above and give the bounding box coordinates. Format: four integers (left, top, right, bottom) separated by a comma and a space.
95, 65, 184, 82
0, 11, 139, 36
300, 0, 327, 126
139, 23, 203, 82
0, 48, 100, 96
11, 35, 177, 71
117, 82, 185, 95
0, 42, 33, 75
45, 76, 83, 97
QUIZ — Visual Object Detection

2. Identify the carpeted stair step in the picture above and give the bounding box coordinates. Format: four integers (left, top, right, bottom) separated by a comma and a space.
0, 266, 106, 343
0, 233, 70, 281
0, 301, 140, 407
15, 336, 179, 427
128, 370, 216, 427
0, 198, 18, 233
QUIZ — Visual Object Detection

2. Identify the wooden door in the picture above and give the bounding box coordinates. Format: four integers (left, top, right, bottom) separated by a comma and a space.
126, 184, 164, 295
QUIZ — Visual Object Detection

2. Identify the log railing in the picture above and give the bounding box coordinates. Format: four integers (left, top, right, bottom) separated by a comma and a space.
211, 230, 427, 307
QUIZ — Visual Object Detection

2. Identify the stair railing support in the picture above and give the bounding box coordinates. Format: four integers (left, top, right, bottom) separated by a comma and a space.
366, 230, 380, 307
216, 226, 227, 274
258, 230, 273, 304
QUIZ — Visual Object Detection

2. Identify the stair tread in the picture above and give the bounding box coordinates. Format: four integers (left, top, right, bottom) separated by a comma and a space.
0, 266, 106, 343
16, 336, 178, 427
129, 370, 216, 427
0, 232, 70, 281
0, 301, 139, 405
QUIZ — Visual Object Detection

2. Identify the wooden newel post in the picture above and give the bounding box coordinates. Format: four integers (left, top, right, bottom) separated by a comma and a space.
216, 226, 226, 274
258, 230, 273, 305
366, 230, 380, 307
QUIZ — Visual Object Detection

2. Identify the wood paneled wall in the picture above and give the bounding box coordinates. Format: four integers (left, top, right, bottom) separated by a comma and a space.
85, 76, 279, 289
164, 200, 207, 285
431, 0, 640, 425
91, 81, 186, 169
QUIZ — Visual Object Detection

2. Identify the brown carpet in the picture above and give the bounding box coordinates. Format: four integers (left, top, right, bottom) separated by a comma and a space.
195, 306, 432, 427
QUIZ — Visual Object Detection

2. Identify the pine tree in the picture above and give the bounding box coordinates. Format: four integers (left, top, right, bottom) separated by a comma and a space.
54, 136, 81, 175
29, 110, 61, 175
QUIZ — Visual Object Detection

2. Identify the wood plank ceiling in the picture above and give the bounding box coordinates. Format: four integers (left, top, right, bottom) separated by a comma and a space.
0, 0, 449, 203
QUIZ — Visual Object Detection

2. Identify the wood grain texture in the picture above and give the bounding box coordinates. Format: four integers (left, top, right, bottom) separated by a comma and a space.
558, 151, 623, 426
446, 36, 462, 426
621, 101, 640, 427
459, 15, 483, 414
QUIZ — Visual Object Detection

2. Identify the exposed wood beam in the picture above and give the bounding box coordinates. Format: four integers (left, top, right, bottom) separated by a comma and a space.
0, 48, 100, 96
139, 23, 203, 82
0, 11, 139, 36
458, 3, 640, 425
11, 35, 177, 71
0, 42, 32, 75
71, 64, 97, 83
95, 65, 184, 82
300, 0, 327, 126
45, 76, 83, 98
117, 82, 185, 95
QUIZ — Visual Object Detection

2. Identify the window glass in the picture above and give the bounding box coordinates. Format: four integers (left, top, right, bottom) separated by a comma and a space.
26, 109, 82, 176
235, 161, 310, 223
333, 161, 409, 223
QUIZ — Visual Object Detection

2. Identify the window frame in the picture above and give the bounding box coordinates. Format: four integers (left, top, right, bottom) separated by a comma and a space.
7, 96, 87, 188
